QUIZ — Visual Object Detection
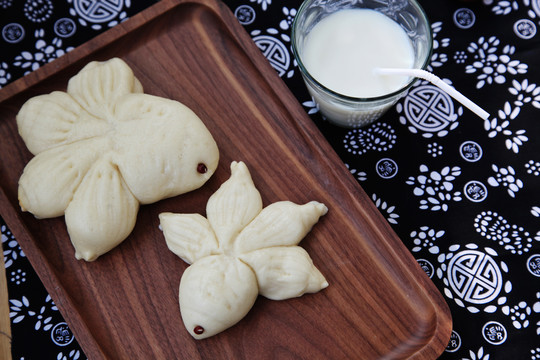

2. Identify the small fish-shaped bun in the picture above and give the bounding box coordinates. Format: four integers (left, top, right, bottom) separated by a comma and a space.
160, 161, 328, 339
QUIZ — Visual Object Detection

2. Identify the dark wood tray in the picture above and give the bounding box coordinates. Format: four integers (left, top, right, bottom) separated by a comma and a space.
0, 0, 452, 358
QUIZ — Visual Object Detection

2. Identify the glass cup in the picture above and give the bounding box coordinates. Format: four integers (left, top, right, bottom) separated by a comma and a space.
291, 0, 433, 128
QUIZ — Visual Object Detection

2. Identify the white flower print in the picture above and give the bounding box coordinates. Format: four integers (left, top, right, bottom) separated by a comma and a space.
465, 36, 527, 88
10, 268, 26, 285
410, 226, 444, 254
406, 165, 462, 211
532, 206, 540, 217
484, 102, 527, 153
10, 296, 30, 324
509, 79, 540, 108
371, 194, 399, 224
427, 142, 443, 157
13, 29, 74, 75
502, 301, 532, 329
534, 292, 540, 336
489, 0, 540, 23
0, 62, 11, 87
487, 164, 523, 197
279, 7, 296, 30
432, 22, 450, 50
491, 0, 519, 15
9, 295, 58, 331
2, 223, 25, 268
346, 163, 367, 182
0, 0, 13, 9
250, 0, 271, 11
302, 97, 319, 115
463, 347, 491, 360
525, 160, 540, 176
428, 21, 450, 70
56, 349, 82, 360
528, 0, 540, 19
454, 50, 467, 64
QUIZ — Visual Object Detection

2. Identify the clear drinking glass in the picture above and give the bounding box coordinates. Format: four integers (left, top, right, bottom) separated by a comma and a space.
292, 0, 433, 128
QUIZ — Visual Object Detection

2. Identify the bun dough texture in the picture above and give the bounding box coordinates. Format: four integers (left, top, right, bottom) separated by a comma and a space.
17, 58, 219, 261
159, 161, 328, 339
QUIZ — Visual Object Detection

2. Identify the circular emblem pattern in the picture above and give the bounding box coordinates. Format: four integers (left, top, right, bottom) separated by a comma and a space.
453, 8, 475, 29
513, 19, 536, 40
2, 23, 25, 43
460, 140, 482, 162
234, 5, 256, 25
399, 84, 459, 137
445, 330, 461, 352
54, 18, 77, 38
74, 0, 124, 23
375, 158, 398, 179
252, 35, 289, 77
417, 259, 434, 278
464, 180, 488, 202
51, 322, 74, 346
527, 254, 540, 277
447, 249, 503, 304
482, 321, 507, 345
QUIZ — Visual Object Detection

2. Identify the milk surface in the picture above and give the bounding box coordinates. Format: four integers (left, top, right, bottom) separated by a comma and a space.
303, 9, 415, 98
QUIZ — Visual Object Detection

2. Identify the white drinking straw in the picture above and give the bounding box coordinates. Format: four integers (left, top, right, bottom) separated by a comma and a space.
374, 67, 490, 120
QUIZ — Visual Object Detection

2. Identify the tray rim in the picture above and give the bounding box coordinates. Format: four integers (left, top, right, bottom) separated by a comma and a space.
0, 0, 453, 358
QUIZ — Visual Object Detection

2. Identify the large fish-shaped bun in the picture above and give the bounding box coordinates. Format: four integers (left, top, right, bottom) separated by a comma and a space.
17, 58, 219, 261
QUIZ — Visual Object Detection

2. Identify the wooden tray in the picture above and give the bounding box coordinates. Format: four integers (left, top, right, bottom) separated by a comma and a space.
0, 0, 452, 358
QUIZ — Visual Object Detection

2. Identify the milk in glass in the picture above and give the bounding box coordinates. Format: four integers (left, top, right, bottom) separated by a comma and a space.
301, 9, 416, 126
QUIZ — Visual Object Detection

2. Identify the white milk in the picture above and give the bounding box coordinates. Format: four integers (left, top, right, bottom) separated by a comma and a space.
303, 9, 415, 98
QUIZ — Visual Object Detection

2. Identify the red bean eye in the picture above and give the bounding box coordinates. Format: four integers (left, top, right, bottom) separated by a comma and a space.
197, 163, 207, 174
193, 325, 205, 335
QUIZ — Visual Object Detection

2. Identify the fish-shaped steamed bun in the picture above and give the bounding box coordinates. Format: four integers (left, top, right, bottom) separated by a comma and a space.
160, 161, 328, 339
17, 58, 219, 261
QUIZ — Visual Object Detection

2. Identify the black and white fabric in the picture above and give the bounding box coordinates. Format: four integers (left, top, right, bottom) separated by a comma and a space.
1, 0, 539, 359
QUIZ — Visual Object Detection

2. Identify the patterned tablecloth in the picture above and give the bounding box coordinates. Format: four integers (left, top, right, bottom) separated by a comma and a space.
1, 0, 539, 359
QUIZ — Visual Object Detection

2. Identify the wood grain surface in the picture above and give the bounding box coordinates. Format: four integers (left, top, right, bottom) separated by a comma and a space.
0, 0, 452, 358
